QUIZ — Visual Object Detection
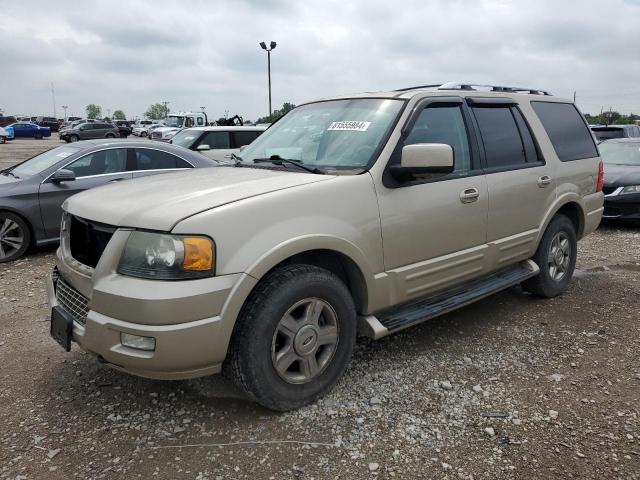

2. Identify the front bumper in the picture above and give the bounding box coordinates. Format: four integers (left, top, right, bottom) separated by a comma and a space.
603, 191, 640, 221
48, 255, 251, 380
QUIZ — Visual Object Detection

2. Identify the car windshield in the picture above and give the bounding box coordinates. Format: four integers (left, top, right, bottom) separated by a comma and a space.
238, 98, 404, 172
165, 116, 184, 128
10, 146, 81, 177
170, 129, 200, 148
599, 142, 640, 166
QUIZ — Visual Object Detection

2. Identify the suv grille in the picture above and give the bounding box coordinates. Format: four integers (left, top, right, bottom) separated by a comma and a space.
69, 215, 117, 268
55, 273, 89, 325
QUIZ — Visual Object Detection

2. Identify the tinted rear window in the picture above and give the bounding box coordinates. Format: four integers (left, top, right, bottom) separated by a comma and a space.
530, 102, 598, 161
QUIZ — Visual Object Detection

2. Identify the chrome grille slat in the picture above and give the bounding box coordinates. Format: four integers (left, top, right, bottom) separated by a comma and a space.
55, 277, 89, 325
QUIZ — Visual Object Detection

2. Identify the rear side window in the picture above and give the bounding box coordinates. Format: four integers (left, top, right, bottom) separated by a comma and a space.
232, 131, 262, 148
134, 149, 191, 170
472, 107, 526, 169
531, 102, 598, 161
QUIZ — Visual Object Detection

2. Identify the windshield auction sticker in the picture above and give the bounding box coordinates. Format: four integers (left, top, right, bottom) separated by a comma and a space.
327, 121, 371, 132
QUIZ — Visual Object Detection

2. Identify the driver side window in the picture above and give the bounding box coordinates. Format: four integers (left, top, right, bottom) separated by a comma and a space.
405, 106, 471, 174
65, 149, 127, 177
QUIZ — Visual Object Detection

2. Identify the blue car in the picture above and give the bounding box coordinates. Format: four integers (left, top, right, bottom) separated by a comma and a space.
6, 122, 51, 139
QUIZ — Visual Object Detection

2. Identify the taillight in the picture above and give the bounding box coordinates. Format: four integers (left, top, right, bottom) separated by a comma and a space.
596, 160, 604, 192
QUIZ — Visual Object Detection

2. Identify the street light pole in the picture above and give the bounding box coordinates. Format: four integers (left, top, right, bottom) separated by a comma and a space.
61, 105, 68, 122
259, 41, 277, 117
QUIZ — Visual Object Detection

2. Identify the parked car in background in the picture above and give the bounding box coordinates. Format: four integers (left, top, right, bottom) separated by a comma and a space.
48, 83, 603, 410
0, 140, 219, 262
0, 116, 17, 128
599, 138, 640, 222
0, 127, 10, 143
68, 117, 82, 122
59, 122, 119, 142
36, 116, 61, 132
113, 121, 132, 138
169, 126, 267, 161
591, 124, 640, 142
6, 122, 51, 139
133, 123, 163, 137
149, 111, 208, 141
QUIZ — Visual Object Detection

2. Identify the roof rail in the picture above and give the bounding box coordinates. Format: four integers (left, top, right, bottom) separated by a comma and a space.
395, 82, 552, 96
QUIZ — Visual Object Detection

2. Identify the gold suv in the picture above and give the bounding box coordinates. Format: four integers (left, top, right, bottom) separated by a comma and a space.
48, 83, 604, 410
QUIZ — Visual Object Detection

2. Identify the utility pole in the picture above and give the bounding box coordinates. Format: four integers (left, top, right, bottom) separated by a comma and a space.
51, 82, 57, 119
573, 91, 576, 103
61, 105, 68, 122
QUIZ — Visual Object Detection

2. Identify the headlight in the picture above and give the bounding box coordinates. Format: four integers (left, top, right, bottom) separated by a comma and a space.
620, 185, 640, 195
118, 231, 215, 280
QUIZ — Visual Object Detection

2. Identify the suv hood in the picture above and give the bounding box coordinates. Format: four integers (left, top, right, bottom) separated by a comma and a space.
64, 166, 335, 231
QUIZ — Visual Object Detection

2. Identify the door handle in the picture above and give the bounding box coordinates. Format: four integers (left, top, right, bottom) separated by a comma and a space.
460, 187, 479, 204
537, 175, 552, 187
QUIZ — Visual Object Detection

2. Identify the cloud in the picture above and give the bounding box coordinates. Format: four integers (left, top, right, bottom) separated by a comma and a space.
1, 0, 639, 120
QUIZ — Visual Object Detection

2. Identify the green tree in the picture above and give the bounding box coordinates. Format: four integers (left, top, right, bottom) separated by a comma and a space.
85, 104, 102, 119
112, 110, 126, 120
255, 102, 296, 124
145, 103, 169, 120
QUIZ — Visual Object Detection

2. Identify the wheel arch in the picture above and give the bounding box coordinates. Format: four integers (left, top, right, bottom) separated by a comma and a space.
245, 237, 374, 315
537, 195, 586, 246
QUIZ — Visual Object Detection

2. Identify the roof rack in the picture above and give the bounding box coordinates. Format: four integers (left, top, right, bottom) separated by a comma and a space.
395, 82, 552, 96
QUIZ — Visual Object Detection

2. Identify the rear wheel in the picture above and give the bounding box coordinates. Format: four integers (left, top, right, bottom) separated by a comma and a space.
105, 133, 115, 138
141, 131, 147, 137
225, 264, 356, 411
522, 214, 577, 298
69, 135, 79, 143
34, 132, 43, 139
0, 212, 30, 263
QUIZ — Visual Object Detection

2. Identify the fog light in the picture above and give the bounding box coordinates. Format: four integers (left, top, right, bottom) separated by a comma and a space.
120, 333, 156, 351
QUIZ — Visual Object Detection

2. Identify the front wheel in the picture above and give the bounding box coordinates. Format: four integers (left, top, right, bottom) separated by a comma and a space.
224, 264, 357, 411
522, 214, 577, 298
69, 135, 79, 143
0, 212, 31, 263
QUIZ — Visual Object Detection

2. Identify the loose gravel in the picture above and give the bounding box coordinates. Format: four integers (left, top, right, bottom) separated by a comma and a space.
0, 140, 639, 479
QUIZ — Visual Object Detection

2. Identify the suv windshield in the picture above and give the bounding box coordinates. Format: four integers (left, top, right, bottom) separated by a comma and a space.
9, 146, 81, 177
599, 142, 640, 166
238, 98, 404, 171
165, 116, 184, 128
170, 129, 200, 148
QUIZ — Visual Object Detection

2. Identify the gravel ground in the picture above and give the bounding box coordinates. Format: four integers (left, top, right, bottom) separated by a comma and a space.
1, 140, 639, 479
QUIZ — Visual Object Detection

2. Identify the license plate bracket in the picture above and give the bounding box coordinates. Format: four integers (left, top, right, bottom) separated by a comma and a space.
50, 306, 73, 352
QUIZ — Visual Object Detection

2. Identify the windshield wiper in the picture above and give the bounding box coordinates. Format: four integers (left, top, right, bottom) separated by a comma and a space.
229, 152, 244, 166
1, 170, 18, 178
253, 155, 325, 174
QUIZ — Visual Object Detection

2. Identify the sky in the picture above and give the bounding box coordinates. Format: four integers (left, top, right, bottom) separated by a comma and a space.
2, 0, 640, 121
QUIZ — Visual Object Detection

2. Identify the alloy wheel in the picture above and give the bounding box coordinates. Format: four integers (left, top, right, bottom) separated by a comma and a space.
271, 297, 340, 384
0, 217, 25, 260
547, 231, 571, 281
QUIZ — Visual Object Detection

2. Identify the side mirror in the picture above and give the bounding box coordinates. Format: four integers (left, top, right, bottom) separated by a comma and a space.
196, 144, 210, 151
389, 143, 454, 182
51, 169, 76, 183
239, 145, 248, 152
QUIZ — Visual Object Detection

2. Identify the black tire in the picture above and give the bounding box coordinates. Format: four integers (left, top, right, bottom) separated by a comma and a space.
34, 132, 43, 140
105, 133, 115, 138
522, 214, 577, 298
0, 136, 5, 144
224, 264, 357, 411
141, 131, 147, 137
0, 212, 31, 263
69, 135, 79, 143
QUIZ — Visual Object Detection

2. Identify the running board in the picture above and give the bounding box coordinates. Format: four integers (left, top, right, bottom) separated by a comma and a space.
358, 260, 539, 339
